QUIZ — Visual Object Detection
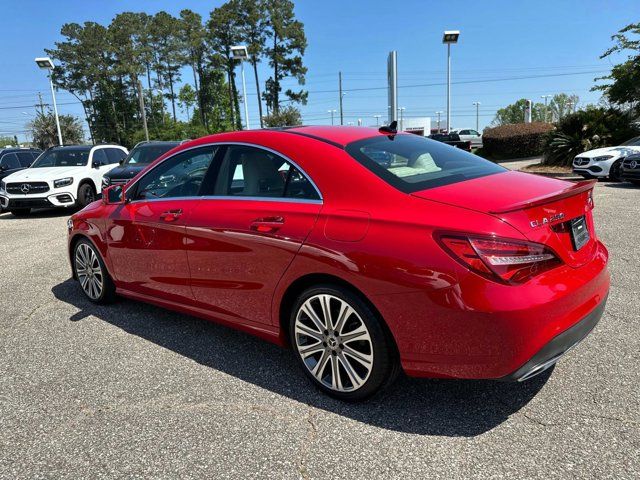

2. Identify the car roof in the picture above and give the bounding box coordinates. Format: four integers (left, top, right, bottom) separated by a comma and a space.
272, 125, 394, 147
49, 145, 93, 151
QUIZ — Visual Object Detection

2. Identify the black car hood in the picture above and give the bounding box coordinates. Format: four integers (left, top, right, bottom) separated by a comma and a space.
105, 164, 147, 179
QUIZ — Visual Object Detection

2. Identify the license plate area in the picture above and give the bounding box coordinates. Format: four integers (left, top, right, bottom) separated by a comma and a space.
570, 215, 590, 251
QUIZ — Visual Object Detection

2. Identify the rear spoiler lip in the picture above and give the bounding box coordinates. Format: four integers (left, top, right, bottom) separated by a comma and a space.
489, 180, 597, 214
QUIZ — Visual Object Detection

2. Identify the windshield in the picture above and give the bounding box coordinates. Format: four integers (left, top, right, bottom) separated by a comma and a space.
125, 144, 177, 165
621, 136, 640, 147
31, 148, 90, 168
346, 134, 506, 193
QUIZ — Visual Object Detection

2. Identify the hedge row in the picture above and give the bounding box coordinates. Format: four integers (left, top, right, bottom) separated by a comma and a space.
482, 122, 555, 159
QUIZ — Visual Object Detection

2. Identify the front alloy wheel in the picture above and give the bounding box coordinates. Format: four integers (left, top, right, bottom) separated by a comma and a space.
73, 239, 115, 303
291, 285, 398, 401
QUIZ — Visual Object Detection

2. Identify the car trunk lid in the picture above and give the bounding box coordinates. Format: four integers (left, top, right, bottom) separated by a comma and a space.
412, 171, 597, 268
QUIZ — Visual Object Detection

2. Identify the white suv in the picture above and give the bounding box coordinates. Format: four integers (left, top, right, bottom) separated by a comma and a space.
0, 144, 127, 216
572, 136, 640, 181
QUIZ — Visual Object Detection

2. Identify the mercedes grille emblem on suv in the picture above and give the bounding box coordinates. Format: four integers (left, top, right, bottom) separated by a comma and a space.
631, 160, 638, 169
20, 183, 30, 194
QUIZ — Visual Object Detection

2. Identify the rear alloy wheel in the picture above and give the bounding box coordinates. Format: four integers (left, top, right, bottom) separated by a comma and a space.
609, 160, 623, 182
290, 285, 398, 401
77, 183, 96, 208
9, 208, 31, 217
74, 239, 115, 303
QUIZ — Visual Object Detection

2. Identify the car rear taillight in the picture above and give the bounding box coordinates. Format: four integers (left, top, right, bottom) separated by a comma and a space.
437, 234, 562, 285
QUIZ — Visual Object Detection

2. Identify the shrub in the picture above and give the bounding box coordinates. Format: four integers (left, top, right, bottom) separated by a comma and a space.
263, 106, 303, 128
542, 107, 640, 166
482, 122, 554, 159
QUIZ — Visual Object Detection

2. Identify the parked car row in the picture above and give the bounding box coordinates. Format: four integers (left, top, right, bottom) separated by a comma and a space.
573, 135, 640, 183
0, 141, 184, 216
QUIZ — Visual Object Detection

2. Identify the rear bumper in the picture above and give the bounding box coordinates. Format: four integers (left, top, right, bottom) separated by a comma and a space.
499, 294, 606, 381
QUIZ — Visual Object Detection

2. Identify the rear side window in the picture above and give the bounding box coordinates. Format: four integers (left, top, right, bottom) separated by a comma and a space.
346, 134, 505, 193
209, 145, 320, 200
106, 148, 126, 164
0, 153, 20, 170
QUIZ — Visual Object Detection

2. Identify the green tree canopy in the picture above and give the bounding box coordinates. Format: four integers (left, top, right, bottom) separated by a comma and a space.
28, 112, 84, 149
593, 22, 640, 111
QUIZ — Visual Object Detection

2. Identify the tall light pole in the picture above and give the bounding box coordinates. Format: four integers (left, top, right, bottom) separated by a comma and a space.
231, 46, 250, 129
35, 57, 62, 146
327, 109, 337, 125
472, 102, 481, 131
339, 71, 344, 125
541, 95, 552, 122
373, 114, 382, 126
435, 111, 443, 132
442, 31, 460, 133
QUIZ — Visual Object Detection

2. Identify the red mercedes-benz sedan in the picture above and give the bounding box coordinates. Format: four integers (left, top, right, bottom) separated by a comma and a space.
67, 126, 609, 400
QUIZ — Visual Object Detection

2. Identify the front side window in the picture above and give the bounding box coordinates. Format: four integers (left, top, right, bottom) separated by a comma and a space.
17, 152, 35, 167
346, 134, 506, 193
31, 148, 90, 168
209, 145, 319, 200
1, 153, 20, 170
133, 146, 217, 200
106, 148, 126, 164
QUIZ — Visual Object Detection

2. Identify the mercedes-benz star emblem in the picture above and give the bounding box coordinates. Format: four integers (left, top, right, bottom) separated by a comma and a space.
630, 160, 638, 169
20, 184, 30, 194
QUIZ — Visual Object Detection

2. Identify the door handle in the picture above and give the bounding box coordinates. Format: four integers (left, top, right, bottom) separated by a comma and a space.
250, 216, 284, 233
160, 209, 183, 222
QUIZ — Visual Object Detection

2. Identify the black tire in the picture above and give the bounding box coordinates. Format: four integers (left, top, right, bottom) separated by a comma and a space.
76, 182, 96, 208
289, 284, 399, 401
73, 238, 116, 304
10, 208, 31, 217
609, 160, 623, 182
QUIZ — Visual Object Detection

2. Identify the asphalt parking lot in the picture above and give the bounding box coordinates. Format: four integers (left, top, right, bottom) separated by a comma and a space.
0, 180, 638, 479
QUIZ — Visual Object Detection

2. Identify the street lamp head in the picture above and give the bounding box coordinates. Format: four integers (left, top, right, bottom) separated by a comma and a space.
35, 57, 55, 70
442, 30, 460, 44
230, 45, 249, 60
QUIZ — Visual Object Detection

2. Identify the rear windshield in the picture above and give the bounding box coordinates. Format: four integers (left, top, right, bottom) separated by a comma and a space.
345, 134, 505, 193
621, 136, 640, 147
125, 143, 177, 165
31, 148, 90, 168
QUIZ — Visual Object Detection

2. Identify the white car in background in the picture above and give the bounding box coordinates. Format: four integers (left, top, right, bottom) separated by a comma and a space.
449, 128, 483, 148
573, 136, 640, 181
0, 144, 127, 216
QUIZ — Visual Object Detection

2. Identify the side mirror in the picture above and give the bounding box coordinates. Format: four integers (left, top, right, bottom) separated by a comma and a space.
92, 161, 101, 168
102, 185, 125, 205
0, 165, 5, 172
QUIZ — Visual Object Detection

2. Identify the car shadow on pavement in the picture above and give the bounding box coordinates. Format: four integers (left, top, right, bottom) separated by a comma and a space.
52, 278, 550, 437
602, 182, 639, 190
0, 208, 79, 220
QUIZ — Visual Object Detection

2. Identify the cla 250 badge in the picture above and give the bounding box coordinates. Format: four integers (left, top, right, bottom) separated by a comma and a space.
530, 212, 565, 228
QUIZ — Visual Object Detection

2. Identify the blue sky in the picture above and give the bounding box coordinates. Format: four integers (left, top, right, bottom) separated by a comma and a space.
1, 0, 639, 141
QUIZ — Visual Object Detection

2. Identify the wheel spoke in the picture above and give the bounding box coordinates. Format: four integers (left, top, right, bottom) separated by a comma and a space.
301, 303, 326, 333
338, 353, 364, 389
295, 323, 324, 342
334, 302, 353, 335
320, 295, 333, 330
342, 344, 373, 366
311, 349, 331, 379
299, 341, 324, 358
340, 325, 369, 344
330, 355, 343, 390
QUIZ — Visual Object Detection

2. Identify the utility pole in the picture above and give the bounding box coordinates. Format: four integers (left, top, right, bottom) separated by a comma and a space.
541, 95, 552, 122
398, 107, 405, 131
472, 102, 481, 131
387, 51, 398, 124
373, 114, 381, 126
137, 80, 149, 142
37, 92, 45, 115
339, 71, 344, 126
327, 109, 336, 125
435, 111, 443, 132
